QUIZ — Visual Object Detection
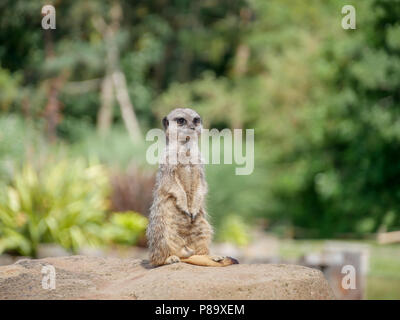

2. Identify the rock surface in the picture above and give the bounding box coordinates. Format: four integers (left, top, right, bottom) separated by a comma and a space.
0, 255, 335, 300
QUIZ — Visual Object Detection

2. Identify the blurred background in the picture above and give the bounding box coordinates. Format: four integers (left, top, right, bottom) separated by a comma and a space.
0, 0, 400, 299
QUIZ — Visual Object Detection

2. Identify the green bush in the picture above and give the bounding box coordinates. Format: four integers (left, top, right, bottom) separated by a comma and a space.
205, 156, 268, 230
0, 115, 45, 183
102, 211, 148, 245
0, 159, 110, 256
216, 215, 251, 246
68, 125, 151, 170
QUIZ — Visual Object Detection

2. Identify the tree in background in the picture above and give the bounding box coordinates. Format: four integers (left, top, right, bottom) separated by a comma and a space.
248, 0, 400, 237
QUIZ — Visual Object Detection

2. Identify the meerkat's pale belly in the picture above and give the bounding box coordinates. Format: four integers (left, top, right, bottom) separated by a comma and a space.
176, 164, 200, 209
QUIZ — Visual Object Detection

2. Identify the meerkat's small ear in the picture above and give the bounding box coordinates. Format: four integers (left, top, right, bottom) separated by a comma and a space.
162, 116, 169, 130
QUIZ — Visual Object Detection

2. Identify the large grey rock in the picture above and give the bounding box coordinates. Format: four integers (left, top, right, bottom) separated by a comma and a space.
0, 255, 334, 300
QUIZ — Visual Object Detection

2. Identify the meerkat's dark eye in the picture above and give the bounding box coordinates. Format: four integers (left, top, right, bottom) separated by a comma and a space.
176, 118, 186, 125
193, 117, 201, 125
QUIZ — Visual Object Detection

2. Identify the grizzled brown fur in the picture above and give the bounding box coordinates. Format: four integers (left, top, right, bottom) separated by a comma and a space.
146, 108, 228, 266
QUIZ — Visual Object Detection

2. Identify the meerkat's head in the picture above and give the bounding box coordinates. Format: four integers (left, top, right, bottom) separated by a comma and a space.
162, 108, 203, 144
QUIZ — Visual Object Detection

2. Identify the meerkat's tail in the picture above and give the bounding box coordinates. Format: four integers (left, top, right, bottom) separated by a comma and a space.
180, 255, 239, 267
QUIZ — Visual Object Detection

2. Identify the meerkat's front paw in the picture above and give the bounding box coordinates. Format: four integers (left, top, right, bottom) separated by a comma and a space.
165, 255, 181, 264
182, 210, 192, 219
182, 210, 197, 222
180, 246, 195, 258
211, 255, 225, 262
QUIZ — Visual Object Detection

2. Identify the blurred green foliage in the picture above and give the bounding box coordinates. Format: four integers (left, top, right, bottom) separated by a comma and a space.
0, 0, 400, 240
67, 124, 150, 169
216, 215, 251, 246
0, 115, 45, 183
205, 160, 268, 229
0, 158, 147, 256
0, 159, 109, 256
103, 211, 148, 246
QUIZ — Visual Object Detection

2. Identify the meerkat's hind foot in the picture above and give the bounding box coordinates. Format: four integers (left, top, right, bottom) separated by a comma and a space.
210, 255, 239, 265
214, 256, 239, 266
225, 256, 239, 265
165, 255, 181, 265
211, 255, 225, 262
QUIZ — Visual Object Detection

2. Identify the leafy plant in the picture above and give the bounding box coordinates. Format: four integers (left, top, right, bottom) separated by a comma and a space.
103, 211, 148, 245
0, 159, 110, 256
216, 215, 251, 246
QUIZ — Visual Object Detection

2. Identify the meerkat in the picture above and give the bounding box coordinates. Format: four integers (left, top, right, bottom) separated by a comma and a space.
146, 108, 238, 267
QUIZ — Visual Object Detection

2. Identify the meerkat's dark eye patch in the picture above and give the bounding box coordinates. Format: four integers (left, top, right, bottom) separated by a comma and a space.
162, 117, 169, 129
175, 117, 186, 125
193, 117, 201, 125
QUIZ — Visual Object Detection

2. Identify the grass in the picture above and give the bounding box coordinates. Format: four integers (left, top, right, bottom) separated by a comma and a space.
277, 239, 400, 300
